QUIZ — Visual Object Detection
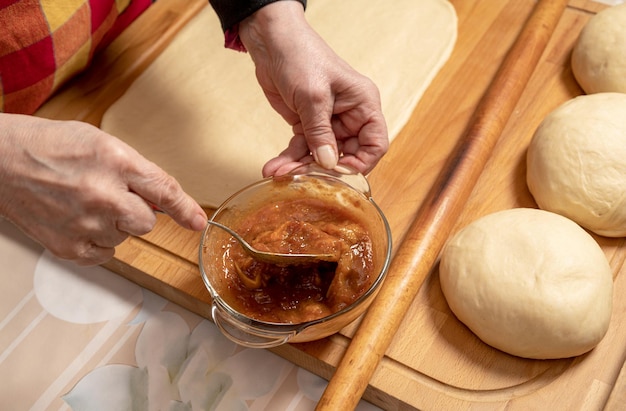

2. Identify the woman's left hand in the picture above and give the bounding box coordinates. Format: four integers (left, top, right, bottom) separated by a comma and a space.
239, 1, 389, 177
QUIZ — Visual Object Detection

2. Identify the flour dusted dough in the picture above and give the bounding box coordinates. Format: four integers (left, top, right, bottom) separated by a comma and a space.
572, 3, 626, 94
526, 93, 626, 237
439, 208, 613, 360
101, 0, 457, 207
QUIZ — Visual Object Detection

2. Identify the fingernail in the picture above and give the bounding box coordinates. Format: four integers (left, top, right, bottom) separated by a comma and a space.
314, 145, 338, 169
191, 214, 208, 231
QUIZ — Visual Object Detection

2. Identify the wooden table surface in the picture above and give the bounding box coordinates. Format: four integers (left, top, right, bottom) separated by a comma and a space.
37, 0, 626, 409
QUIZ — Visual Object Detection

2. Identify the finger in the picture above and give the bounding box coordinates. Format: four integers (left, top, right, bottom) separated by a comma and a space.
263, 156, 315, 178
90, 229, 129, 249
295, 94, 339, 170
262, 134, 311, 177
336, 136, 386, 175
127, 161, 207, 232
262, 157, 288, 178
50, 240, 116, 267
116, 192, 158, 236
59, 214, 129, 250
73, 244, 116, 266
312, 144, 338, 170
331, 114, 389, 175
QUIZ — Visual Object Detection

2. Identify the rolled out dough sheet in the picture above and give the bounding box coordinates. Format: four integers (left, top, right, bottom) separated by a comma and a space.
101, 0, 457, 207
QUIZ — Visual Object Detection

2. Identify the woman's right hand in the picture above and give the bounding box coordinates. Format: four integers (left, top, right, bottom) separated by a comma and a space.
0, 114, 207, 266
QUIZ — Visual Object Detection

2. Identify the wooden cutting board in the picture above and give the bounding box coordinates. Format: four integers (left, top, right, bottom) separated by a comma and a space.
36, 0, 626, 409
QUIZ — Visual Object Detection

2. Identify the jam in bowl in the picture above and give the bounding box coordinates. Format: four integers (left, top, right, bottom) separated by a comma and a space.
199, 164, 392, 348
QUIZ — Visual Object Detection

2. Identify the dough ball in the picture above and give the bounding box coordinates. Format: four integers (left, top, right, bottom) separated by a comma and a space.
439, 208, 613, 359
526, 93, 626, 237
571, 3, 626, 94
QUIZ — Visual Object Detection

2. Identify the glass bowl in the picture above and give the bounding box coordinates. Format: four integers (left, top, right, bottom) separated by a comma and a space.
199, 164, 392, 348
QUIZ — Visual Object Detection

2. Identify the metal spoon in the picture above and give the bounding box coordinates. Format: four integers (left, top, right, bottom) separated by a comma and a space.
206, 220, 336, 265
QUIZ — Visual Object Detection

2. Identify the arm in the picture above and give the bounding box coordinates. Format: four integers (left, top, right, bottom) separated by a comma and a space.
210, 0, 307, 32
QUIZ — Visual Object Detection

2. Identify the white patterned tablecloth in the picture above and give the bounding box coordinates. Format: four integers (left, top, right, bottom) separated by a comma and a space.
0, 219, 381, 411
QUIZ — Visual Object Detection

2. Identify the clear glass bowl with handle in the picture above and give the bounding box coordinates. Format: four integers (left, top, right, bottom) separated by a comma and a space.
199, 163, 392, 348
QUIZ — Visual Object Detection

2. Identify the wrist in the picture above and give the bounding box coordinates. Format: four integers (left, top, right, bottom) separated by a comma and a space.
238, 1, 307, 56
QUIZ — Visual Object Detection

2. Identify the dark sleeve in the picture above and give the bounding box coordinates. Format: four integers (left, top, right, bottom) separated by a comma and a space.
209, 0, 307, 32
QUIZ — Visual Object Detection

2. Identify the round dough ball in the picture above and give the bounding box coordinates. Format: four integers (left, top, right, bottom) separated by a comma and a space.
526, 93, 626, 237
439, 208, 613, 360
572, 3, 626, 94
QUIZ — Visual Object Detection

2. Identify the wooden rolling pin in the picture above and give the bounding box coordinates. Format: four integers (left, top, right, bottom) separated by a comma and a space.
316, 0, 570, 409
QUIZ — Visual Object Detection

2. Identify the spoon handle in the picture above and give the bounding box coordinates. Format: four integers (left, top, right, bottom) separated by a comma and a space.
206, 220, 335, 265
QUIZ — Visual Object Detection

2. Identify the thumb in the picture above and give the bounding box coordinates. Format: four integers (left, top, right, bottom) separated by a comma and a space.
312, 143, 339, 170
298, 102, 339, 170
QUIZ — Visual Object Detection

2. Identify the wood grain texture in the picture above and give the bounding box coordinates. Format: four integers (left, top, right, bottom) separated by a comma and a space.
316, 0, 570, 409
36, 1, 626, 409
605, 357, 626, 411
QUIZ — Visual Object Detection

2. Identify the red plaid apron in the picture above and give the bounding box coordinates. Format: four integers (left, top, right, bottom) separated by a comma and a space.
0, 0, 152, 114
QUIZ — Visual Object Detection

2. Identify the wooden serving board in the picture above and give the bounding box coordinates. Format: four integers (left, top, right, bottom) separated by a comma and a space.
37, 0, 626, 409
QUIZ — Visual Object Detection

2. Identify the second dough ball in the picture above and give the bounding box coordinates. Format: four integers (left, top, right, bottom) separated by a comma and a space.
571, 3, 626, 94
527, 93, 626, 237
439, 208, 613, 360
